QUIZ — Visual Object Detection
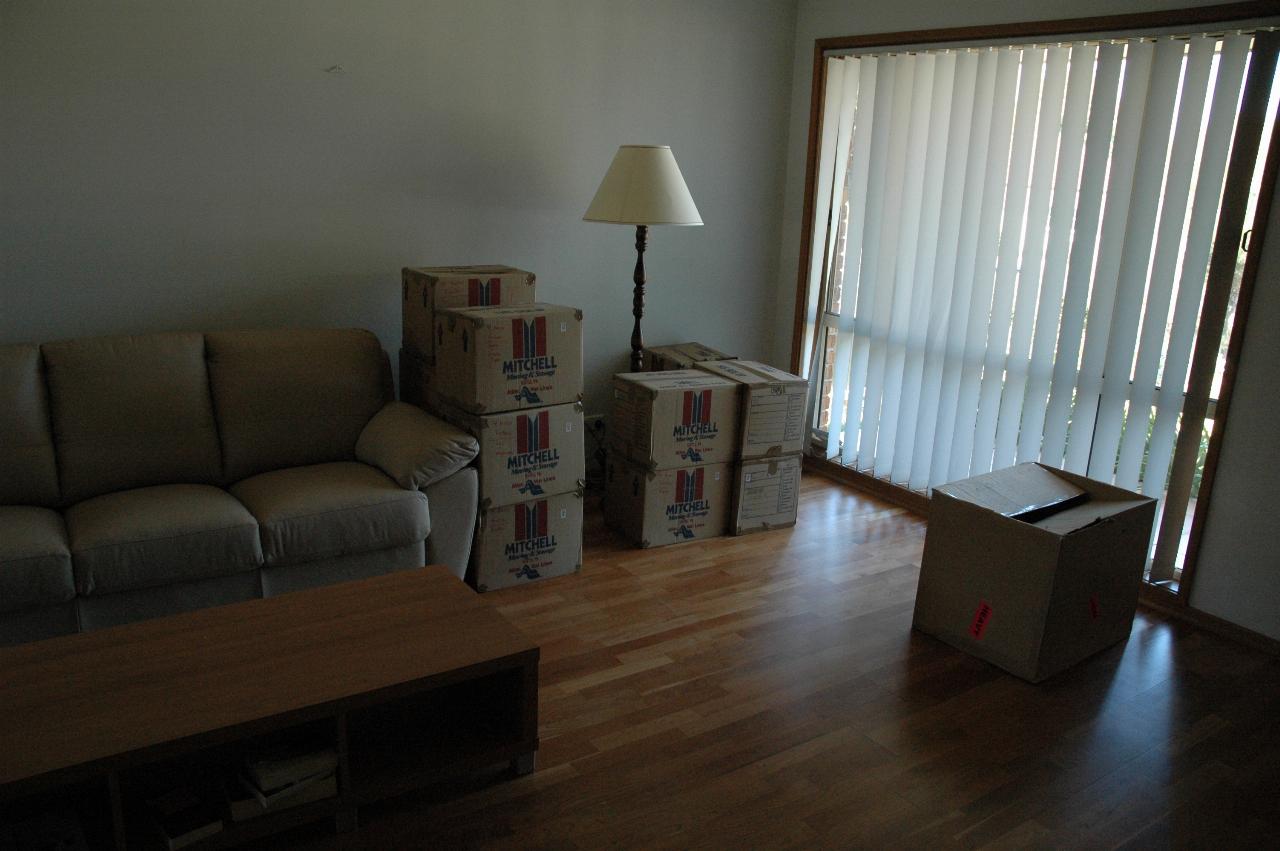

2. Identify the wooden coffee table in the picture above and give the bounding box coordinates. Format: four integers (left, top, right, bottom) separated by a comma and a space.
0, 566, 539, 849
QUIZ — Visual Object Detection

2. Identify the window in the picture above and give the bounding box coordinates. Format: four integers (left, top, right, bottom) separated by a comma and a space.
799, 24, 1280, 587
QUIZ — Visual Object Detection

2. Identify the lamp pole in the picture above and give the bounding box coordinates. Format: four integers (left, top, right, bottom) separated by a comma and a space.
630, 224, 648, 372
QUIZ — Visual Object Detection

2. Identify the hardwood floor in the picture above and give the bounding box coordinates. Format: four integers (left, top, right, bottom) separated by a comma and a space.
271, 474, 1280, 849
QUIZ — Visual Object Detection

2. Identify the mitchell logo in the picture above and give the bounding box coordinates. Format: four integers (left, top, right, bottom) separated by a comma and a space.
672, 389, 717, 439
505, 500, 557, 558
514, 565, 542, 580
467, 277, 502, 306
666, 468, 710, 519
509, 410, 560, 472
504, 317, 558, 376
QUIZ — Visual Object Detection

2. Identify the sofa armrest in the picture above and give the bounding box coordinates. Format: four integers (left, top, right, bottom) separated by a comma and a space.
356, 402, 479, 490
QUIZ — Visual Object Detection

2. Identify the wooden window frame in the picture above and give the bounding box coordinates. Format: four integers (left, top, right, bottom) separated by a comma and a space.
791, 1, 1280, 610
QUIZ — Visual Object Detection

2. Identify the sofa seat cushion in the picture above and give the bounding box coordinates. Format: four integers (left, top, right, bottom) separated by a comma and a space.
230, 462, 430, 567
0, 507, 74, 614
66, 484, 263, 597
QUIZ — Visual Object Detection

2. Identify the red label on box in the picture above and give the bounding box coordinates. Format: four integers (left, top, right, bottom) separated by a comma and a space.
969, 600, 993, 639
468, 277, 503, 306
1089, 593, 1100, 621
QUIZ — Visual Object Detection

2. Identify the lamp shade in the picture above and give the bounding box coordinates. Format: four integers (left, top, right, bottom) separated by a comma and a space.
583, 145, 703, 226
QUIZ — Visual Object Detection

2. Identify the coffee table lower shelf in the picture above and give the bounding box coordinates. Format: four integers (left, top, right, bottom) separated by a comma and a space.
115, 650, 538, 850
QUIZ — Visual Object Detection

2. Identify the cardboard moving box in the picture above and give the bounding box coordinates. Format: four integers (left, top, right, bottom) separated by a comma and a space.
435, 303, 583, 414
472, 490, 583, 592
644, 341, 736, 372
695, 360, 807, 459
610, 370, 739, 470
732, 453, 802, 535
912, 463, 1157, 683
402, 265, 535, 361
604, 458, 730, 547
418, 393, 585, 509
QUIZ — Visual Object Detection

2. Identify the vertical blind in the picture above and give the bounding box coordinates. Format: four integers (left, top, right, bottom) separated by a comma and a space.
805, 31, 1278, 578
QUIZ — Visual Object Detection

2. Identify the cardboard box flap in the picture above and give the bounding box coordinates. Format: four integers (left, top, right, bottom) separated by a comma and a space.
405, 265, 530, 276
1032, 498, 1155, 536
673, 342, 735, 361
614, 370, 739, 392
448, 303, 581, 323
697, 359, 804, 388
696, 359, 770, 386
938, 463, 1085, 520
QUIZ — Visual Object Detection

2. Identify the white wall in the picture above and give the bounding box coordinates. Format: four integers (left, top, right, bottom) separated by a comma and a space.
0, 0, 797, 416
774, 0, 1280, 640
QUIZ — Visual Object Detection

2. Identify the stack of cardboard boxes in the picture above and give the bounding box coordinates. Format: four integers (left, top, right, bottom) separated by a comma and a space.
605, 342, 809, 547
400, 266, 585, 591
695, 360, 807, 535
605, 370, 740, 547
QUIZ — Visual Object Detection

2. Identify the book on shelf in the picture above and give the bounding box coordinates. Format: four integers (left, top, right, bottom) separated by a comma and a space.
145, 788, 223, 850
244, 743, 338, 793
227, 770, 338, 822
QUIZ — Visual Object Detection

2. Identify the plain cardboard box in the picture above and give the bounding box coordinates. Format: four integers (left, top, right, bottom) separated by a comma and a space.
610, 370, 739, 470
472, 490, 583, 592
731, 453, 802, 535
644, 341, 736, 372
604, 457, 730, 547
435, 303, 583, 414
416, 392, 585, 509
912, 463, 1157, 683
402, 265, 535, 361
695, 360, 808, 459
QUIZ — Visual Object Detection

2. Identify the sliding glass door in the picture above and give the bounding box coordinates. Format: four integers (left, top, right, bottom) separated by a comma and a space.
800, 25, 1280, 587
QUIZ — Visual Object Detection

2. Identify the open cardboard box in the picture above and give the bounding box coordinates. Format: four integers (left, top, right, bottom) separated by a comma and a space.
912, 463, 1157, 682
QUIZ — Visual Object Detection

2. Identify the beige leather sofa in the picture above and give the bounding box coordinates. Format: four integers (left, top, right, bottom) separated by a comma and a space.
0, 328, 480, 646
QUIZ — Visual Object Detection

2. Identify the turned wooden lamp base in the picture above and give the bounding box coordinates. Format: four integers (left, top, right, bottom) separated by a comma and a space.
630, 224, 649, 373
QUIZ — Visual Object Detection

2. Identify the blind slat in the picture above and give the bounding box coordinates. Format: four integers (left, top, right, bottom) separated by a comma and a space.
970, 47, 1048, 476
857, 55, 920, 471
1087, 39, 1187, 481
946, 47, 1022, 482
928, 49, 1001, 485
1142, 33, 1252, 500
800, 58, 848, 394
878, 53, 940, 479
994, 46, 1072, 469
1113, 36, 1217, 490
1016, 44, 1099, 464
823, 56, 868, 457
840, 56, 898, 466
910, 51, 980, 491
892, 53, 959, 485
1040, 42, 1126, 466
1064, 39, 1157, 475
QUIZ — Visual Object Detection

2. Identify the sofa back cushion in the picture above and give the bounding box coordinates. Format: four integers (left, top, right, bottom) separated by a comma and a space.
205, 329, 392, 483
0, 345, 60, 506
42, 333, 223, 504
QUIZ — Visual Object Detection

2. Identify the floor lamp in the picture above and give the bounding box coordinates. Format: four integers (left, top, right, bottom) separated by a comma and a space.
583, 145, 702, 372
